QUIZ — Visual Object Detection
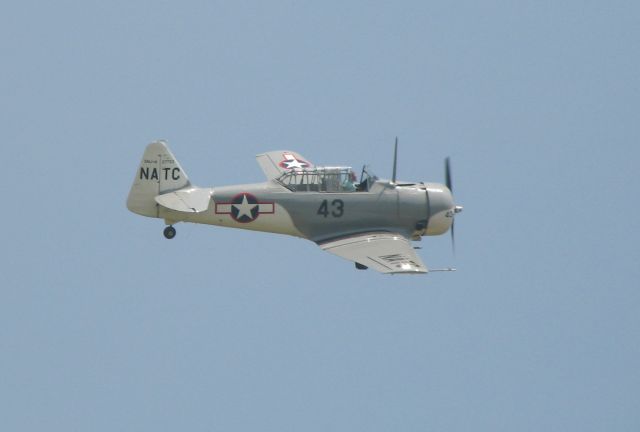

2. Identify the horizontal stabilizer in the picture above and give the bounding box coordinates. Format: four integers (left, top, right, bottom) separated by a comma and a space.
155, 188, 211, 213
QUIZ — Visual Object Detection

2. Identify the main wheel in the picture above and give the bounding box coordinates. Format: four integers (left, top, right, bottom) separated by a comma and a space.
163, 225, 176, 239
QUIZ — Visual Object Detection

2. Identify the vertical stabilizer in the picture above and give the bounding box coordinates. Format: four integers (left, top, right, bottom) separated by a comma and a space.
127, 141, 191, 217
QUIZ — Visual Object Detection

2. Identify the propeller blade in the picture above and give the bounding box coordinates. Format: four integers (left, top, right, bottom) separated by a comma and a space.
392, 137, 398, 184
451, 219, 456, 254
445, 156, 452, 192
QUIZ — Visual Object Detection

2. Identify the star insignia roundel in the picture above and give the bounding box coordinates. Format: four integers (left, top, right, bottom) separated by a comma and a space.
231, 193, 259, 223
278, 153, 310, 170
214, 193, 275, 223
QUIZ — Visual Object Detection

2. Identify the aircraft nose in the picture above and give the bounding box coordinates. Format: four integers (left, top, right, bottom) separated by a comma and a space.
424, 183, 456, 235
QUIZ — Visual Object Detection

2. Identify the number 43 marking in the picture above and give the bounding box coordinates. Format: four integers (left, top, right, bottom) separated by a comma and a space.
317, 199, 344, 218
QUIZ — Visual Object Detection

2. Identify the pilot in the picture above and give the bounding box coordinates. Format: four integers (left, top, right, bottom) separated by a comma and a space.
342, 171, 358, 192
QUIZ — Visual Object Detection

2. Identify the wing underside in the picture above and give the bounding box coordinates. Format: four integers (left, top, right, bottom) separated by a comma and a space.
318, 232, 428, 274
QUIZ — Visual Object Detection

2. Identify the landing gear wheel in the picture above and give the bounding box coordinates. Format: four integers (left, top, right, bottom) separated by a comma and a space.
163, 225, 176, 239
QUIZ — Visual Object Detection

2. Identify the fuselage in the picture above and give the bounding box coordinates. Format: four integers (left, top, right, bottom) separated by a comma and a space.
160, 178, 455, 243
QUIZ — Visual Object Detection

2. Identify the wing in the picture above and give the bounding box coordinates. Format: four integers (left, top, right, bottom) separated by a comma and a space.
256, 150, 314, 180
318, 232, 428, 274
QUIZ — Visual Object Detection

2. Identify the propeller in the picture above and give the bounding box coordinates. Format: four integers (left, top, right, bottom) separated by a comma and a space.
445, 157, 456, 252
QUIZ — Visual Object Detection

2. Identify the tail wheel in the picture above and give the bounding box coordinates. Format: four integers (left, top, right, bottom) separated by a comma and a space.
163, 225, 176, 239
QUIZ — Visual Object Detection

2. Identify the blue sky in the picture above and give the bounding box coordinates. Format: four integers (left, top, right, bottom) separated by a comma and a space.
1, 1, 639, 430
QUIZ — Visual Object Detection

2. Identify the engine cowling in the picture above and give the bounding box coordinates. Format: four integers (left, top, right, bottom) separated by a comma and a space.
424, 183, 455, 235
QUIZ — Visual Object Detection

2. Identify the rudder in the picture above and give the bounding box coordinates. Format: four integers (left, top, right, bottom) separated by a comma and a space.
127, 140, 191, 217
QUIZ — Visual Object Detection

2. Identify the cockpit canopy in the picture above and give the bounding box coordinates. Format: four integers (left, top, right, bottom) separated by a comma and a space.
277, 166, 377, 192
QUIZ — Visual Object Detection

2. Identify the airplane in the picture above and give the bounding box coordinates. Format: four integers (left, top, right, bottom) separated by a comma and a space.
126, 140, 463, 274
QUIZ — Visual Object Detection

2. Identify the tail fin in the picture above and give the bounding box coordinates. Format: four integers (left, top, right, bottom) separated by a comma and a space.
127, 140, 191, 217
